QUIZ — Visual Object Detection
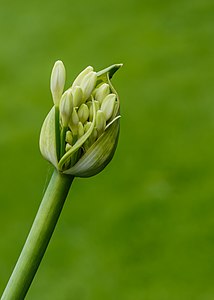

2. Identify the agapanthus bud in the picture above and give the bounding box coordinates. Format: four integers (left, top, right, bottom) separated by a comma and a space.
96, 110, 106, 135
40, 62, 122, 178
80, 71, 97, 102
72, 66, 93, 88
78, 104, 89, 124
50, 60, 66, 105
72, 86, 83, 107
101, 94, 116, 121
78, 122, 84, 138
94, 83, 110, 104
71, 107, 79, 126
69, 107, 79, 135
65, 130, 73, 145
60, 91, 73, 127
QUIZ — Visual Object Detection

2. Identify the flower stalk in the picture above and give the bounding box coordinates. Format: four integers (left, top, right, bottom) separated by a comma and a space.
1, 171, 74, 300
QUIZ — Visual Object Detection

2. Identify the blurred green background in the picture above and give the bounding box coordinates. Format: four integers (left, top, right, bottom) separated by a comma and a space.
0, 0, 214, 299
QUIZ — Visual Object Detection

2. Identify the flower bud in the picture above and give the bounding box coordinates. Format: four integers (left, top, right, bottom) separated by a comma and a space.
96, 110, 106, 135
59, 91, 73, 127
78, 104, 89, 124
69, 107, 79, 135
40, 62, 122, 178
94, 83, 110, 104
72, 66, 93, 88
72, 86, 83, 107
71, 107, 79, 126
80, 71, 97, 102
78, 103, 89, 124
50, 60, 66, 105
78, 122, 84, 138
65, 130, 73, 145
101, 94, 116, 121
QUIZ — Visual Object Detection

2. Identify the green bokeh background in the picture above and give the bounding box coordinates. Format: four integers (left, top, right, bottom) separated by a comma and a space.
0, 0, 214, 299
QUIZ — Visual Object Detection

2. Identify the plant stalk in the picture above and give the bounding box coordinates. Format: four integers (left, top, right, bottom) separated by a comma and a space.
1, 170, 74, 300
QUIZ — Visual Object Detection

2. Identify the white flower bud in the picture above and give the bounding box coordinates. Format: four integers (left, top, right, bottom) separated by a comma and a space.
71, 107, 79, 126
78, 122, 84, 138
72, 66, 93, 88
78, 104, 89, 124
50, 60, 66, 105
80, 71, 97, 102
96, 110, 106, 135
94, 83, 110, 104
72, 86, 83, 107
59, 91, 73, 127
101, 94, 116, 121
69, 107, 79, 135
65, 130, 73, 145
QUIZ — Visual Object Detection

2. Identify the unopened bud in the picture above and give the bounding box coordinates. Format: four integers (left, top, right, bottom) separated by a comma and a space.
65, 130, 73, 145
78, 122, 84, 138
94, 83, 110, 104
80, 71, 97, 102
96, 110, 106, 135
60, 91, 73, 126
72, 66, 93, 88
71, 107, 79, 126
40, 62, 122, 178
73, 86, 83, 107
50, 60, 66, 105
101, 94, 116, 121
78, 104, 89, 124
69, 107, 79, 135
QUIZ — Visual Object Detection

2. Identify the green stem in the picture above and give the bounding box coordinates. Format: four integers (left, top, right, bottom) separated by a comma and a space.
1, 170, 74, 300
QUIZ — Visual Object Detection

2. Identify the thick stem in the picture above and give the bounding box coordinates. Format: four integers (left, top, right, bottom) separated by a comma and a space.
1, 170, 74, 300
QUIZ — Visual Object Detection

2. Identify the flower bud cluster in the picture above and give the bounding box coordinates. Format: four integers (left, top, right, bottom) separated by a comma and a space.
40, 61, 122, 177
60, 67, 117, 162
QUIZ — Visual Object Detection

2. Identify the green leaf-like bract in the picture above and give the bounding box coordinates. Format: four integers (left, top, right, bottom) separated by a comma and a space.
63, 118, 119, 177
39, 107, 58, 168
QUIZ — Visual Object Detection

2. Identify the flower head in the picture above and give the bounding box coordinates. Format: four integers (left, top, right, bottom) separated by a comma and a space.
40, 61, 122, 177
